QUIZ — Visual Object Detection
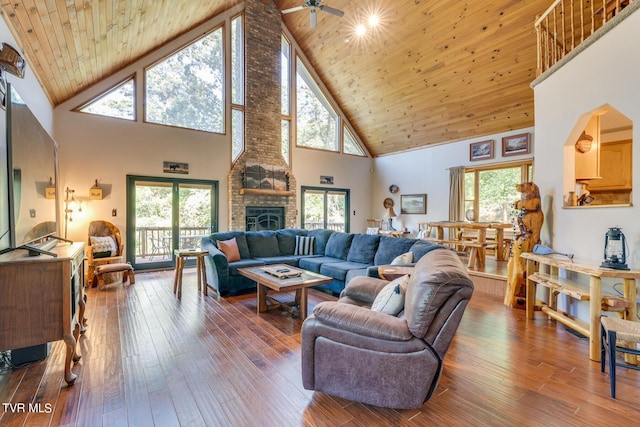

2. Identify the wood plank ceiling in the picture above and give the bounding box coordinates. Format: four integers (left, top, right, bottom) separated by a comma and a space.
0, 0, 549, 157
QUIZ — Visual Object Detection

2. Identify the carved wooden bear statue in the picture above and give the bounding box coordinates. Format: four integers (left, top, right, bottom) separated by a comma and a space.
505, 182, 544, 309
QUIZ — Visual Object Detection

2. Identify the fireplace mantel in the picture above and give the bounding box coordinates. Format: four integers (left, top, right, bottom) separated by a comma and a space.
239, 188, 295, 196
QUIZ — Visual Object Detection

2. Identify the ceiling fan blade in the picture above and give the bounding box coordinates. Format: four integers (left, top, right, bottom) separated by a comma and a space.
282, 5, 305, 14
319, 5, 344, 17
310, 9, 317, 28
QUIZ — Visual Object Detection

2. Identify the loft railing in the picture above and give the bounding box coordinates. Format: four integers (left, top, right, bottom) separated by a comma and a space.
536, 0, 632, 75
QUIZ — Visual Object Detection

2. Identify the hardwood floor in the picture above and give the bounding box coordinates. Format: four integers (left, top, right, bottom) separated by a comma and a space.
1, 268, 639, 426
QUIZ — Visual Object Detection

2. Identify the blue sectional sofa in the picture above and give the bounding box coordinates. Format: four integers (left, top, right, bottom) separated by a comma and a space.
200, 228, 443, 296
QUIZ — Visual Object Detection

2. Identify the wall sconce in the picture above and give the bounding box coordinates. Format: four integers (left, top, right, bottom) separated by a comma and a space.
575, 130, 593, 153
0, 43, 26, 78
89, 179, 103, 200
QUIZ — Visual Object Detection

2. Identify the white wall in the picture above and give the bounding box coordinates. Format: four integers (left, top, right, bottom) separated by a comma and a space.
533, 10, 640, 269
373, 128, 534, 234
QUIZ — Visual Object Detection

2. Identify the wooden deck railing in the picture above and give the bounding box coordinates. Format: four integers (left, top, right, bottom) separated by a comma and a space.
536, 0, 632, 75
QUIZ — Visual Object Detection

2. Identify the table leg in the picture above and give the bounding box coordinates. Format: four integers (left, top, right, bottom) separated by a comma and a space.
525, 259, 536, 319
589, 276, 602, 362
196, 257, 202, 293
176, 257, 185, 299
257, 283, 268, 313
623, 278, 638, 365
173, 257, 181, 294
495, 228, 505, 260
198, 256, 208, 296
298, 288, 309, 319
63, 329, 78, 385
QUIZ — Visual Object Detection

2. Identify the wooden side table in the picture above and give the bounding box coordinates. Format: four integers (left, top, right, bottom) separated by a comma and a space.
173, 249, 208, 299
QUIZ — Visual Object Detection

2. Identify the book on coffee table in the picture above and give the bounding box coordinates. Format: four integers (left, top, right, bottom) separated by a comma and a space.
261, 266, 302, 279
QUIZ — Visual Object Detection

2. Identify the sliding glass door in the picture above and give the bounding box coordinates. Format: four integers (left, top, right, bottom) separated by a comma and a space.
301, 186, 350, 232
126, 175, 218, 270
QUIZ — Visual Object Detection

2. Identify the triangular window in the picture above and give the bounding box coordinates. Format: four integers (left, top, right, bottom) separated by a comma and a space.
343, 126, 365, 156
77, 78, 135, 120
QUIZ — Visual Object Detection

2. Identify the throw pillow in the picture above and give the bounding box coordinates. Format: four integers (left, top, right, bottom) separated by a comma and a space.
294, 235, 315, 255
371, 275, 409, 316
90, 236, 117, 258
217, 238, 241, 262
391, 251, 413, 265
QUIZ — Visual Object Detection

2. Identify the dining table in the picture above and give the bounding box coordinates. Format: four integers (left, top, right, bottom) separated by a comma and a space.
426, 221, 515, 263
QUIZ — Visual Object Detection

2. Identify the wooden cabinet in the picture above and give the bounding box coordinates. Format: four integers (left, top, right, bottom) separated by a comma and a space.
0, 242, 86, 384
587, 139, 632, 190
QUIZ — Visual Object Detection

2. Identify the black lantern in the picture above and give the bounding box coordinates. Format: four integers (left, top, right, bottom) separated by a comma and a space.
600, 227, 629, 270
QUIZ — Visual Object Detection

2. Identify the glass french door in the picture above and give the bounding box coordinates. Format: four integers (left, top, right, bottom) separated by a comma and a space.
126, 175, 218, 270
301, 186, 350, 232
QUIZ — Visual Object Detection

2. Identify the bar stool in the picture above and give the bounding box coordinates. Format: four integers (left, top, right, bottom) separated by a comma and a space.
600, 316, 640, 398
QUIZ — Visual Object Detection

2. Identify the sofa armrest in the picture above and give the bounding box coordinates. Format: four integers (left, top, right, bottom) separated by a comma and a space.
339, 275, 390, 304
201, 237, 230, 294
312, 301, 412, 341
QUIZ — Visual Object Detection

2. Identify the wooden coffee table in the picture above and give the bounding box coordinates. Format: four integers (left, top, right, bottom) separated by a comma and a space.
238, 264, 332, 319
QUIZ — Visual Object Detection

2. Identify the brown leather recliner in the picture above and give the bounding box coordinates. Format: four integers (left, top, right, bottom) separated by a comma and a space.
301, 248, 474, 409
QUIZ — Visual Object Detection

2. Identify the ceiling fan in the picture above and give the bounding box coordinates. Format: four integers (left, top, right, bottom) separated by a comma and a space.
281, 0, 344, 29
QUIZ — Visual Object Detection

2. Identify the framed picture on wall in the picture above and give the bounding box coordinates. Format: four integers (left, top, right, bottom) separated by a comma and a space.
400, 194, 427, 214
469, 140, 494, 161
502, 133, 530, 157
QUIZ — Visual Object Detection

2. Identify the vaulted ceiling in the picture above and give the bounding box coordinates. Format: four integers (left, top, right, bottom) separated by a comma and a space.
0, 0, 548, 157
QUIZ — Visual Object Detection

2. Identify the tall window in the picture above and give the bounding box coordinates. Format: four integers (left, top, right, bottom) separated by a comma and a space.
465, 161, 533, 224
145, 27, 224, 133
296, 57, 338, 151
281, 35, 292, 164
77, 78, 135, 120
231, 15, 245, 162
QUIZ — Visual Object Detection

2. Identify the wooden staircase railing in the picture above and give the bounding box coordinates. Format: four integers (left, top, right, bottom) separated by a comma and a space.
536, 0, 632, 75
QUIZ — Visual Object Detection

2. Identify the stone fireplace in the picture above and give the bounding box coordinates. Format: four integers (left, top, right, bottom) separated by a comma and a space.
227, 1, 297, 231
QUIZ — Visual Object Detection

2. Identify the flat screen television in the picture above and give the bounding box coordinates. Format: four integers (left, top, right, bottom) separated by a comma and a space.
2, 83, 61, 256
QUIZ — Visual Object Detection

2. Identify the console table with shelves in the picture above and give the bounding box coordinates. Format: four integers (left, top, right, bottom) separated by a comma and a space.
0, 241, 86, 384
521, 252, 639, 362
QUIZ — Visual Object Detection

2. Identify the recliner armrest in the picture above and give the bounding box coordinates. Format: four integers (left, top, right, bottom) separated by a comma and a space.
312, 301, 412, 341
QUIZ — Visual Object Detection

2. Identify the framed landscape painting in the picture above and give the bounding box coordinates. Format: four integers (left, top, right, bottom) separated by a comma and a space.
400, 194, 427, 214
502, 133, 530, 157
469, 140, 494, 161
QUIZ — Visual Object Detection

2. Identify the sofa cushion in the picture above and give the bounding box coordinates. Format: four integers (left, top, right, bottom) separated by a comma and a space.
253, 256, 299, 266
410, 241, 444, 262
294, 236, 315, 255
373, 236, 417, 265
299, 256, 342, 273
324, 232, 354, 260
218, 238, 241, 262
307, 229, 334, 255
371, 275, 409, 315
228, 259, 266, 276
346, 234, 380, 264
276, 229, 307, 255
320, 260, 371, 282
391, 251, 413, 265
210, 231, 251, 260
90, 235, 118, 258
246, 231, 279, 258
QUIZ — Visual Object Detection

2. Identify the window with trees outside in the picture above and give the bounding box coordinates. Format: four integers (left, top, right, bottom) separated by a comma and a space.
296, 57, 338, 151
464, 160, 533, 225
302, 187, 350, 232
231, 15, 244, 163
145, 27, 224, 133
77, 78, 135, 120
281, 35, 292, 164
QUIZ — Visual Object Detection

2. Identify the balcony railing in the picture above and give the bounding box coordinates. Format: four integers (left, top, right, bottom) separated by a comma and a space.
135, 226, 209, 262
536, 0, 632, 75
